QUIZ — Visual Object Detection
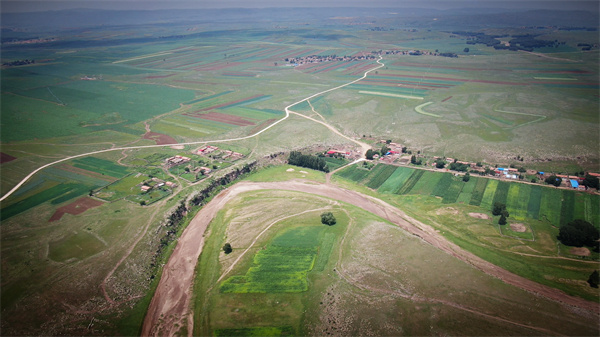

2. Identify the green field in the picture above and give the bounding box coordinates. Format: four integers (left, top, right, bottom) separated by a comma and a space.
1, 7, 599, 337
220, 226, 322, 293
336, 163, 600, 228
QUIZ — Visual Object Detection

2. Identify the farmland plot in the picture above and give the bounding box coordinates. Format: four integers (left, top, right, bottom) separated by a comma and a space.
220, 226, 323, 293
377, 166, 414, 194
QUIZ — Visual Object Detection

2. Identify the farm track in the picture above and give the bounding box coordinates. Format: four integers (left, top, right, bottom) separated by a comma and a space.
142, 180, 599, 337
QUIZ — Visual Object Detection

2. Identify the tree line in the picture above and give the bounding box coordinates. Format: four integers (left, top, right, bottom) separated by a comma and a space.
288, 151, 329, 173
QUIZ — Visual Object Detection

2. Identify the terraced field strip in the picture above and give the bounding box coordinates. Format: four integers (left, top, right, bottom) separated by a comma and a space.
456, 177, 478, 204
337, 164, 372, 183
479, 179, 498, 211
396, 169, 425, 195
559, 190, 575, 226
411, 170, 443, 196
469, 178, 489, 206
442, 179, 464, 204
365, 164, 398, 189
526, 185, 542, 219
415, 102, 441, 118
377, 166, 414, 194
538, 188, 563, 224
72, 157, 130, 178
492, 181, 510, 207
359, 91, 424, 100
513, 183, 532, 220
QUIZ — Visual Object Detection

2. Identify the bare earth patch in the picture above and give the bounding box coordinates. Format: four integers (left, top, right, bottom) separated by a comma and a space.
510, 223, 527, 233
468, 212, 490, 220
569, 247, 591, 256
437, 207, 459, 216
286, 168, 295, 172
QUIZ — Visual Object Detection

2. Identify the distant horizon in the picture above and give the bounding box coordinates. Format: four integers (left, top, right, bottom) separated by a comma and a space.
2, 0, 599, 13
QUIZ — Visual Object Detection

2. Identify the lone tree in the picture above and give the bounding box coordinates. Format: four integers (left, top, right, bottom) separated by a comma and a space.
588, 270, 599, 288
492, 202, 507, 216
321, 212, 336, 226
557, 219, 599, 247
462, 172, 471, 182
498, 214, 507, 226
223, 243, 233, 254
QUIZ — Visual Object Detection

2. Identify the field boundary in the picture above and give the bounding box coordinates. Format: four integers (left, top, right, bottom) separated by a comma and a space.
415, 102, 441, 118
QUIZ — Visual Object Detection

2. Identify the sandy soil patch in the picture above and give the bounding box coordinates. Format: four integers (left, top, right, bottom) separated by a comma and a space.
170, 145, 185, 150
437, 207, 459, 216
569, 247, 591, 256
468, 212, 490, 220
286, 168, 295, 172
300, 170, 308, 174
510, 223, 527, 233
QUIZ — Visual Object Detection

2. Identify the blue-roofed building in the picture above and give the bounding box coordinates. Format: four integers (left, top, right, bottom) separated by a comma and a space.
569, 179, 579, 189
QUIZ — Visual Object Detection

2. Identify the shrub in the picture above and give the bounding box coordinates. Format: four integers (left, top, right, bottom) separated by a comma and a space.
321, 212, 336, 226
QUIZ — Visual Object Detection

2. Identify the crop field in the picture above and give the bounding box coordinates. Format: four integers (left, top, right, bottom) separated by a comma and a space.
336, 163, 600, 227
220, 226, 322, 293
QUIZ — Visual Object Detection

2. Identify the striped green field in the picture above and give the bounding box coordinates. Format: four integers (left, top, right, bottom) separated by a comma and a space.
365, 164, 398, 189
442, 179, 464, 204
456, 177, 478, 204
411, 170, 443, 196
431, 173, 454, 198
336, 165, 372, 183
334, 163, 600, 227
377, 166, 414, 193
396, 170, 425, 195
469, 178, 488, 206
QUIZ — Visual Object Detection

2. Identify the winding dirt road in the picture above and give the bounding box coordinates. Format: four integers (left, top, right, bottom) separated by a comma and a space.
141, 180, 599, 337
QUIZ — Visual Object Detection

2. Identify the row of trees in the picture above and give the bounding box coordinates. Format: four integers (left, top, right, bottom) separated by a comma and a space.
288, 151, 329, 173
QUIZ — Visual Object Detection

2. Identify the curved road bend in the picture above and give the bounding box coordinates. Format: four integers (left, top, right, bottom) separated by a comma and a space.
141, 180, 599, 337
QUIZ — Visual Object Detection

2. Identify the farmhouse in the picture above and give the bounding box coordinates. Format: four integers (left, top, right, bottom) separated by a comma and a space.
195, 145, 218, 155
165, 155, 191, 167
141, 185, 151, 192
199, 166, 212, 174
222, 150, 244, 161
326, 150, 350, 157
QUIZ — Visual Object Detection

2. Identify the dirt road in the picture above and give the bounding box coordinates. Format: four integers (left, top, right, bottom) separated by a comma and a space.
141, 180, 599, 337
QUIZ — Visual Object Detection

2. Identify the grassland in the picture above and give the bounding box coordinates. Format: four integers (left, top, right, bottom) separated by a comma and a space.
190, 167, 599, 336
1, 9, 598, 336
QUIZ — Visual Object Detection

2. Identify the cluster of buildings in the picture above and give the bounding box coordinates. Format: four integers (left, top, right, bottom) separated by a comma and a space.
195, 146, 244, 161
285, 52, 378, 66
164, 155, 190, 168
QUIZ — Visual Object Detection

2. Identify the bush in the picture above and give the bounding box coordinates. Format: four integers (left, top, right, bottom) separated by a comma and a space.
223, 243, 233, 254
557, 219, 599, 247
588, 270, 599, 288
321, 212, 336, 226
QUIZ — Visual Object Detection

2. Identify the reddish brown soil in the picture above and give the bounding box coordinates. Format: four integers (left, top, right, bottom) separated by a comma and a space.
0, 152, 17, 164
187, 112, 255, 126
49, 197, 104, 222
142, 180, 599, 337
570, 247, 591, 256
442, 96, 453, 102
143, 132, 177, 145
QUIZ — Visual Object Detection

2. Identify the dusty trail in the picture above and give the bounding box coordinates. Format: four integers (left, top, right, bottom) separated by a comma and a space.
141, 180, 599, 337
